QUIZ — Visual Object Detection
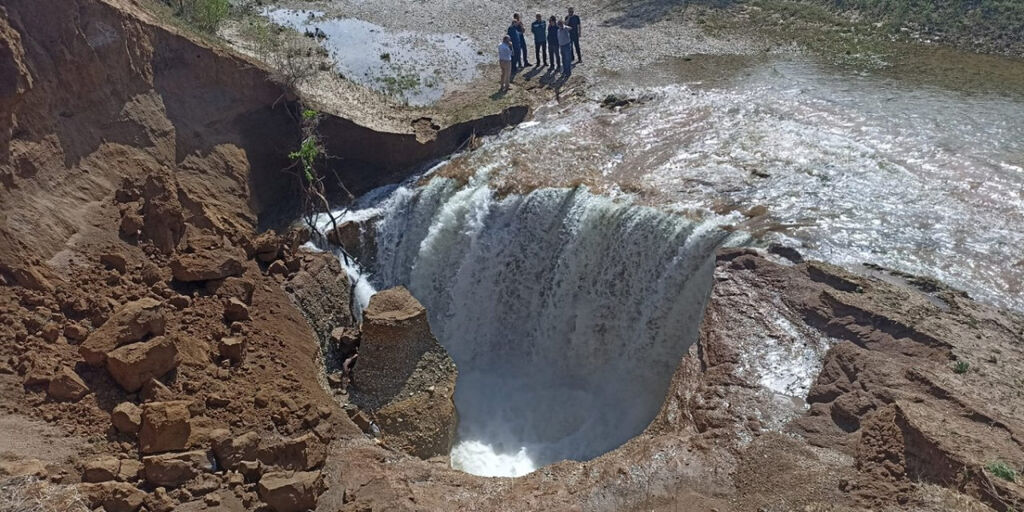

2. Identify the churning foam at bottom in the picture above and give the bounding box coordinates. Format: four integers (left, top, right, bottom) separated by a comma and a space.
450, 441, 536, 477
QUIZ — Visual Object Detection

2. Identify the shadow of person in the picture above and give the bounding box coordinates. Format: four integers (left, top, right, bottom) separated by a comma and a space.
523, 66, 544, 81
552, 74, 569, 91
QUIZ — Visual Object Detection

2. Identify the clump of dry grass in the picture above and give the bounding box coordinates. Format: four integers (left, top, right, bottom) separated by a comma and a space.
0, 476, 90, 512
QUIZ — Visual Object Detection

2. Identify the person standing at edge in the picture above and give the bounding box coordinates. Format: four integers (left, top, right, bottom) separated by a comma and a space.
547, 16, 560, 70
507, 17, 523, 72
557, 20, 573, 76
513, 13, 531, 67
498, 36, 513, 92
567, 7, 582, 63
531, 14, 548, 67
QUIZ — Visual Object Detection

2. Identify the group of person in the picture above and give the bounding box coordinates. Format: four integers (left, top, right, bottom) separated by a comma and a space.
498, 8, 582, 92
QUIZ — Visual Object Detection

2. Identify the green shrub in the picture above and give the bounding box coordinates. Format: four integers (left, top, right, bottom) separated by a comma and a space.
172, 0, 230, 33
289, 137, 321, 183
986, 461, 1017, 482
952, 360, 969, 374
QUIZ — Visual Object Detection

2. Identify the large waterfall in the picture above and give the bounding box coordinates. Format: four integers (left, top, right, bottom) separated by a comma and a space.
321, 175, 734, 477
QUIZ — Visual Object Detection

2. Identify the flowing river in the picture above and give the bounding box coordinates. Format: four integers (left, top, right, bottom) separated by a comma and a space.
438, 57, 1024, 313
311, 53, 1024, 478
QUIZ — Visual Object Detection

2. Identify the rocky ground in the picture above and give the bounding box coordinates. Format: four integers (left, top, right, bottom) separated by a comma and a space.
2, 0, 1024, 511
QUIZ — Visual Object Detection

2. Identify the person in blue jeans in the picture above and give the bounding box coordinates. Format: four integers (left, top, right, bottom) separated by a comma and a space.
507, 18, 522, 71
512, 13, 530, 67
546, 16, 560, 70
557, 20, 573, 76
567, 7, 582, 63
531, 14, 548, 67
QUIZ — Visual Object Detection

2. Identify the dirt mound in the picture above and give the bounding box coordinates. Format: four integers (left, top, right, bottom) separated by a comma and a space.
351, 287, 458, 459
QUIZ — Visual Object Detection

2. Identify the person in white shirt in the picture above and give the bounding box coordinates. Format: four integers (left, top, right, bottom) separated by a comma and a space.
556, 21, 573, 76
498, 36, 513, 92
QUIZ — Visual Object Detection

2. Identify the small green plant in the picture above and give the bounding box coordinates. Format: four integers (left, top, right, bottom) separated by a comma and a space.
986, 461, 1017, 482
301, 109, 319, 121
289, 137, 320, 183
377, 72, 421, 98
379, 52, 391, 61
952, 360, 969, 374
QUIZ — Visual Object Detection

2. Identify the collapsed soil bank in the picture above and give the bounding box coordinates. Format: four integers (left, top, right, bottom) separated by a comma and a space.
0, 0, 527, 265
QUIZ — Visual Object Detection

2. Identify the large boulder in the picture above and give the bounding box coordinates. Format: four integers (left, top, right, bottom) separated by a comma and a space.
78, 481, 147, 512
211, 430, 260, 470
217, 336, 246, 364
79, 298, 165, 366
46, 366, 90, 401
0, 264, 54, 292
252, 230, 283, 262
111, 402, 143, 434
142, 450, 213, 487
139, 401, 191, 454
82, 456, 121, 483
222, 298, 250, 322
105, 336, 179, 392
257, 470, 324, 512
257, 432, 326, 472
170, 248, 244, 282
205, 277, 255, 304
351, 287, 457, 459
325, 217, 378, 264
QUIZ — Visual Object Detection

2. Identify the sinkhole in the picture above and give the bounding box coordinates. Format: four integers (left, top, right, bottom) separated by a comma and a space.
319, 176, 731, 477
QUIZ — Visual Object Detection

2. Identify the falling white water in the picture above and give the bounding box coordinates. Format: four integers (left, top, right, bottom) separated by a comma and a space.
309, 202, 389, 320
318, 174, 737, 477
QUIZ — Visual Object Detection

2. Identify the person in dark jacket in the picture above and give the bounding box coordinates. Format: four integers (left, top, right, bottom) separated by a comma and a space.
513, 13, 531, 67
546, 16, 560, 70
531, 14, 547, 67
567, 7, 582, 63
507, 19, 523, 71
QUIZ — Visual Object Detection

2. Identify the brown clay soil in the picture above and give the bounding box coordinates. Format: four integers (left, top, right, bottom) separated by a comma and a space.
2, 1, 1024, 511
